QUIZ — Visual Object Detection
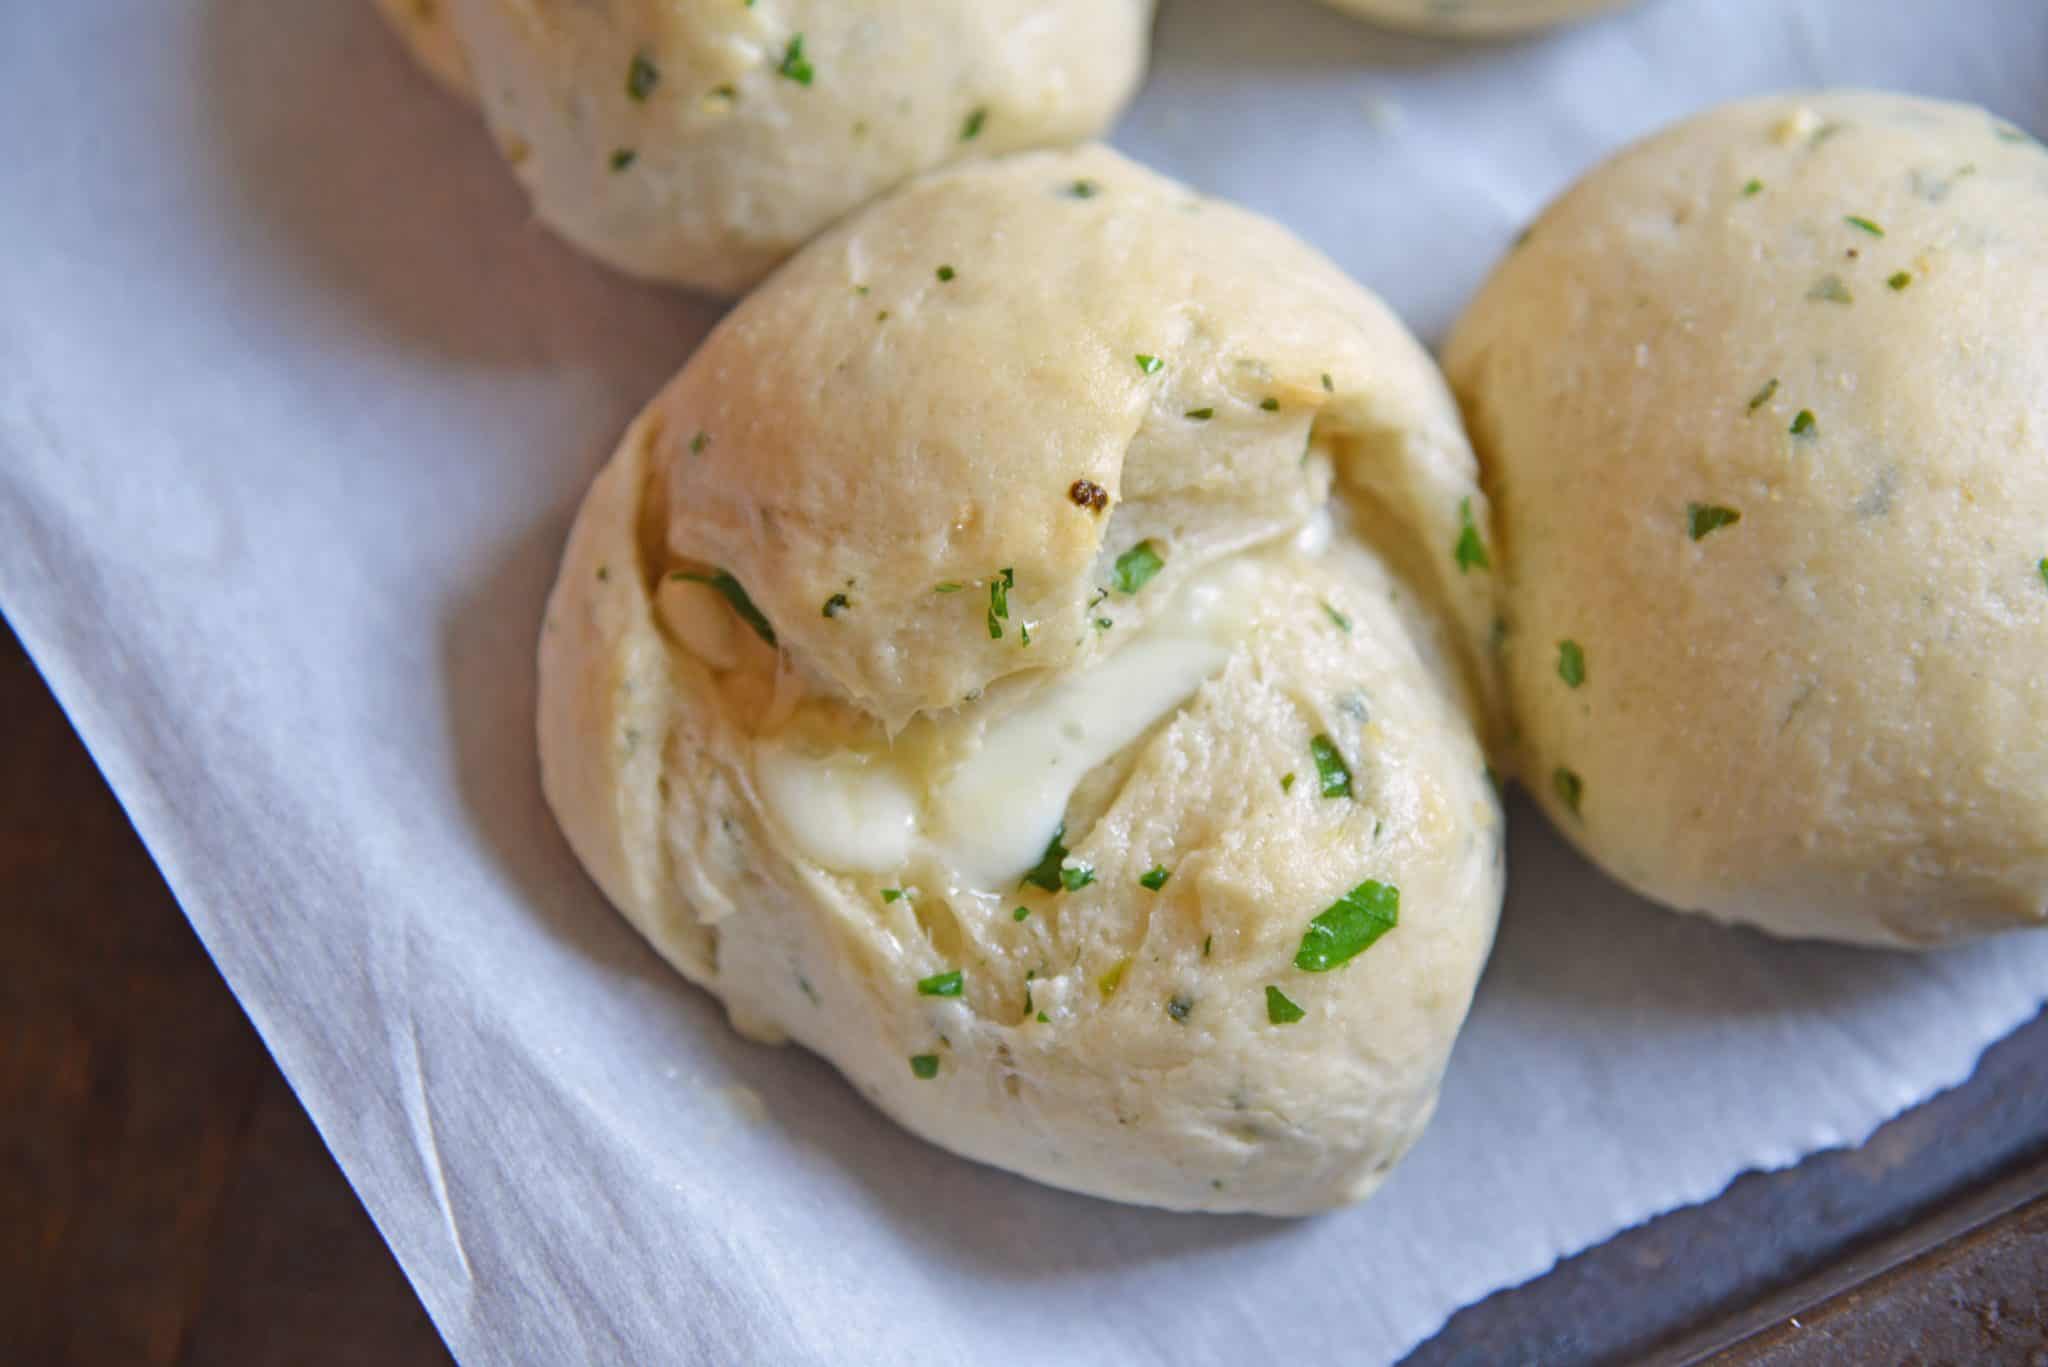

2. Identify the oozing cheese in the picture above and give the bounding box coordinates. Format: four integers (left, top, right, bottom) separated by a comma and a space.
752, 743, 919, 874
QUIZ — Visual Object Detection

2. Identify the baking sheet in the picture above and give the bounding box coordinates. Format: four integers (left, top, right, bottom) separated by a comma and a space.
2, 1, 2044, 1362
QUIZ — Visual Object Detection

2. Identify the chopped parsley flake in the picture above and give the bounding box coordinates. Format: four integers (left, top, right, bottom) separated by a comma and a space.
822, 592, 849, 618
1322, 601, 1352, 633
1022, 824, 1069, 892
1742, 178, 1764, 196
1454, 497, 1491, 574
1067, 179, 1100, 199
1139, 865, 1170, 891
1309, 734, 1352, 799
935, 264, 956, 282
1060, 863, 1096, 893
916, 970, 963, 998
1686, 503, 1742, 541
609, 148, 637, 172
1747, 378, 1779, 413
1094, 617, 1113, 631
626, 53, 660, 101
1013, 906, 1030, 922
1036, 1011, 1049, 1023
1844, 215, 1885, 237
1280, 772, 1297, 793
1554, 767, 1584, 816
2039, 558, 2047, 590
1265, 986, 1306, 1025
596, 565, 609, 582
1260, 397, 1281, 412
934, 581, 963, 593
1203, 934, 1212, 957
960, 107, 987, 141
1321, 373, 1334, 392
1135, 353, 1163, 375
1294, 879, 1399, 972
671, 570, 775, 645
690, 430, 709, 454
1166, 994, 1193, 1024
1098, 958, 1129, 998
1112, 540, 1165, 594
1558, 639, 1586, 688
909, 1053, 939, 1079
1888, 271, 1913, 291
1184, 407, 1215, 421
1808, 274, 1854, 305
881, 888, 906, 903
777, 34, 814, 85
1790, 409, 1818, 438
987, 566, 1013, 639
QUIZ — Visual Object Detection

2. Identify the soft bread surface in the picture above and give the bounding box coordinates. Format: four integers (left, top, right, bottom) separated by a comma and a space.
1447, 91, 2048, 947
539, 146, 1506, 1213
1316, 0, 1633, 36
376, 0, 1153, 295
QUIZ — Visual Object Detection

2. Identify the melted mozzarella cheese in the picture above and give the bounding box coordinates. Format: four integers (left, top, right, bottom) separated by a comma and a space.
933, 635, 1229, 886
752, 743, 918, 873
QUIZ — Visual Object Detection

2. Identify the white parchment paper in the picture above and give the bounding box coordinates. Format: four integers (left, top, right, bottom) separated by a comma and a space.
3, 2, 2045, 1362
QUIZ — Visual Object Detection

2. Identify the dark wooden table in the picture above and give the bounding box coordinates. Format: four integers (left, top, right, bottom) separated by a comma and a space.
3, 614, 2042, 1365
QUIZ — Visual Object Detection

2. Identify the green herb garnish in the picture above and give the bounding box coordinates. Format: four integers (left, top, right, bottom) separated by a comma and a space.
1888, 271, 1913, 291
1808, 274, 1854, 304
1135, 354, 1163, 375
1742, 178, 1764, 197
1022, 824, 1068, 892
690, 430, 709, 454
1554, 767, 1583, 816
1454, 497, 1491, 573
1844, 215, 1885, 237
909, 1053, 939, 1079
1202, 935, 1212, 957
1558, 639, 1586, 688
1184, 407, 1214, 421
1140, 866, 1170, 891
1060, 864, 1096, 893
2039, 558, 2047, 590
1322, 601, 1352, 632
671, 570, 775, 645
1265, 986, 1306, 1024
881, 888, 906, 903
1013, 906, 1030, 922
1067, 179, 1100, 199
987, 566, 1013, 639
1320, 373, 1334, 392
777, 34, 813, 85
1747, 378, 1779, 413
1260, 397, 1281, 412
960, 107, 987, 141
1097, 958, 1128, 998
1309, 735, 1352, 799
1112, 540, 1164, 594
609, 148, 637, 172
916, 970, 963, 998
1280, 772, 1296, 793
934, 581, 963, 593
936, 264, 955, 282
1686, 503, 1742, 541
1293, 879, 1399, 972
1790, 409, 1818, 438
626, 53, 660, 101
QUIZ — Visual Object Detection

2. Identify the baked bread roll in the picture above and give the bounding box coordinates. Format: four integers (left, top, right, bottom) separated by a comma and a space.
538, 145, 1506, 1213
374, 0, 1154, 296
1315, 0, 1633, 36
373, 0, 471, 98
1447, 91, 2048, 947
